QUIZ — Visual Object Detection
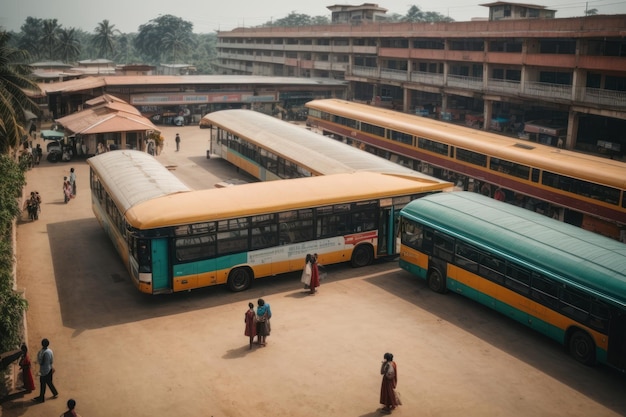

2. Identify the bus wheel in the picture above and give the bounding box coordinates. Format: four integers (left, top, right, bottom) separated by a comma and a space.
227, 267, 253, 292
428, 268, 447, 294
351, 244, 373, 267
569, 330, 596, 366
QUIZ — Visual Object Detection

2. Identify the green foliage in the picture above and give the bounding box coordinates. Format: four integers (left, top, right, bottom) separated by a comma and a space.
92, 20, 120, 60
0, 154, 27, 353
0, 31, 41, 154
260, 11, 330, 27
0, 269, 28, 353
134, 15, 194, 64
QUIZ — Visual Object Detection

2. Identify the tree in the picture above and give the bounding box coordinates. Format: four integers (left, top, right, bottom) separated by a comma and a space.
402, 5, 454, 22
40, 19, 60, 60
56, 27, 81, 63
162, 28, 193, 63
16, 17, 45, 61
0, 31, 41, 155
260, 12, 329, 27
585, 8, 598, 16
92, 19, 119, 59
134, 15, 194, 64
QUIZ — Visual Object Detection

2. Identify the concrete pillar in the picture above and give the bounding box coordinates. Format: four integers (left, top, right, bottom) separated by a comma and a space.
566, 111, 579, 150
403, 88, 411, 113
483, 100, 493, 131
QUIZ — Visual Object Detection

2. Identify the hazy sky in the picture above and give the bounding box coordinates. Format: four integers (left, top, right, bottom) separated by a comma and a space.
1, 0, 624, 34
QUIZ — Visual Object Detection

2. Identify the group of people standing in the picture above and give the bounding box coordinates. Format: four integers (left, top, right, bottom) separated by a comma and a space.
63, 168, 76, 203
300, 253, 321, 295
19, 338, 82, 415
244, 298, 272, 349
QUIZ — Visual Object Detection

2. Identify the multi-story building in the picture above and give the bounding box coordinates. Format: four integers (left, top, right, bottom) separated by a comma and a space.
215, 2, 626, 157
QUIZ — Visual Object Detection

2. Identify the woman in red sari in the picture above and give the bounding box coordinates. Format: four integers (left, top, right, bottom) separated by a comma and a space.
309, 254, 320, 295
379, 352, 400, 413
19, 343, 36, 392
244, 302, 257, 349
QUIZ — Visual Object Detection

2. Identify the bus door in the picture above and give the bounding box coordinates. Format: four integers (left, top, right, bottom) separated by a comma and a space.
151, 238, 171, 293
377, 205, 396, 256
607, 312, 626, 371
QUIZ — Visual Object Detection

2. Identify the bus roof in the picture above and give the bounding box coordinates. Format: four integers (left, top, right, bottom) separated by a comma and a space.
202, 109, 448, 181
87, 150, 191, 214
306, 99, 626, 189
126, 171, 451, 229
400, 192, 626, 308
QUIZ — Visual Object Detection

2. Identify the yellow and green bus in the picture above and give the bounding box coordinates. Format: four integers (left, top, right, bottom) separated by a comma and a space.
399, 192, 626, 370
88, 150, 451, 294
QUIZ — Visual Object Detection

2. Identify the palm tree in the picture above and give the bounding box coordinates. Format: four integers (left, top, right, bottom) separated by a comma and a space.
92, 20, 119, 59
40, 19, 60, 60
56, 28, 81, 63
0, 31, 41, 155
161, 28, 192, 63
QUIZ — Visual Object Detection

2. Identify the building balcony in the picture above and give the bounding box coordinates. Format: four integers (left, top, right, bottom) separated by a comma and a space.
348, 65, 626, 109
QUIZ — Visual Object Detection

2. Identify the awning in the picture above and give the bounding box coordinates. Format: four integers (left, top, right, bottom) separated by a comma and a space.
40, 130, 65, 140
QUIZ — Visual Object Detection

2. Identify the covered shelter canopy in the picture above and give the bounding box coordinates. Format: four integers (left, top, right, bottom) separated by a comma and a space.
55, 94, 158, 136
40, 130, 66, 140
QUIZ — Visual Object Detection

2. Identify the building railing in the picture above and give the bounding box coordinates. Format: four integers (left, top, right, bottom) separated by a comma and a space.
446, 74, 483, 90
347, 65, 626, 109
410, 71, 444, 86
523, 81, 572, 101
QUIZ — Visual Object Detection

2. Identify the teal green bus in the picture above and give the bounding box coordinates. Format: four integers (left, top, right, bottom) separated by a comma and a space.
398, 192, 626, 371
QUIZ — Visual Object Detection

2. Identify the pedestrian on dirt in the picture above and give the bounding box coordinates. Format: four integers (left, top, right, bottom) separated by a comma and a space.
175, 133, 181, 151
34, 144, 42, 165
19, 343, 36, 392
255, 298, 272, 346
60, 398, 82, 417
33, 338, 58, 403
69, 167, 77, 196
309, 253, 320, 295
63, 180, 72, 203
300, 253, 313, 291
379, 352, 400, 414
244, 302, 257, 350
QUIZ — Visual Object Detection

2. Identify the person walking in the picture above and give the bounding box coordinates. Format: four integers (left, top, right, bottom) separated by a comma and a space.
244, 302, 257, 350
300, 253, 313, 291
379, 352, 400, 414
63, 180, 72, 203
60, 398, 82, 417
255, 298, 272, 346
175, 133, 181, 151
33, 338, 58, 403
18, 343, 36, 392
309, 253, 320, 295
69, 168, 77, 197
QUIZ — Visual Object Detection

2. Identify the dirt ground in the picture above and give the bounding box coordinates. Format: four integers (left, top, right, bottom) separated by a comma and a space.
2, 123, 625, 417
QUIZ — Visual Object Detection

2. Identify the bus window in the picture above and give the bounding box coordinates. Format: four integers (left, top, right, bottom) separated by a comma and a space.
250, 214, 278, 250
505, 264, 531, 295
433, 231, 454, 263
454, 242, 479, 273
561, 286, 591, 322
401, 220, 423, 249
175, 234, 216, 262
217, 218, 249, 255
479, 253, 505, 284
530, 273, 559, 308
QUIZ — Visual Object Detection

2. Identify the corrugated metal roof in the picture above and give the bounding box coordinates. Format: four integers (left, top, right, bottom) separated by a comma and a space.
87, 150, 191, 214
56, 96, 156, 135
203, 109, 449, 183
39, 75, 347, 95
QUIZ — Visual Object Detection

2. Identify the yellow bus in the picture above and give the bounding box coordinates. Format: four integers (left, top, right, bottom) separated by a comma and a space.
399, 192, 626, 371
306, 99, 626, 240
202, 108, 439, 182
88, 150, 452, 294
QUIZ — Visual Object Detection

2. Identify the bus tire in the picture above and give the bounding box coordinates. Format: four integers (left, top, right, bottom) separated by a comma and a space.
428, 268, 447, 294
568, 329, 596, 366
227, 267, 253, 292
351, 244, 373, 267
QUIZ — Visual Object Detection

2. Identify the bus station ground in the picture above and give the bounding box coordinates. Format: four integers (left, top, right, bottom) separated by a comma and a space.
3, 124, 626, 417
